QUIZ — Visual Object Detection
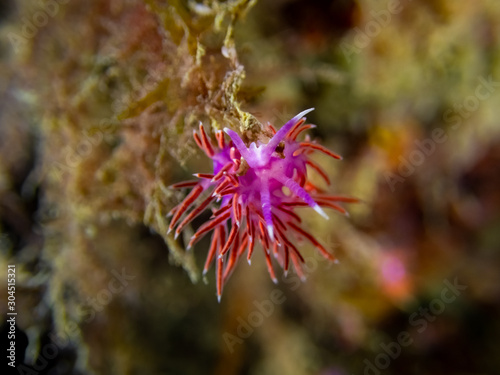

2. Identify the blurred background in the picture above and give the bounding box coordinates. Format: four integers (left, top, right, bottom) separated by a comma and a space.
1, 0, 500, 374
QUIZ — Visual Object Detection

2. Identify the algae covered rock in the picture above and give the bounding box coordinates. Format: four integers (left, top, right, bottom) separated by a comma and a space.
1, 1, 500, 374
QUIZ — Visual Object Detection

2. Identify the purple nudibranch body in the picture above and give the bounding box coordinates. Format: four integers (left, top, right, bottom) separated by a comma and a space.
168, 109, 357, 301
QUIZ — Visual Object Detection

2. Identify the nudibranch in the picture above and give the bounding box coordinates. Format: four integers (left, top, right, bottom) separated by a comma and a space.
168, 109, 357, 301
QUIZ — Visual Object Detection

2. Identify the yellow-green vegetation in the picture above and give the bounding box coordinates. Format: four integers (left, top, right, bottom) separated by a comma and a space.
1, 0, 500, 374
